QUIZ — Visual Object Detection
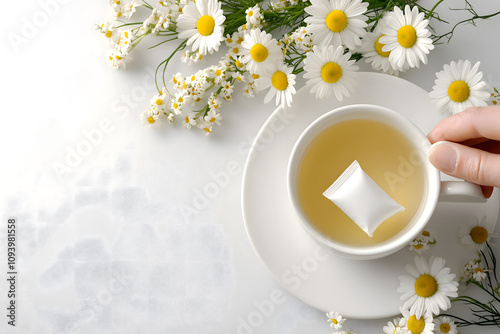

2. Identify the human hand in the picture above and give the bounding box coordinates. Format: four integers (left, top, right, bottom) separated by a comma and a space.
427, 106, 500, 198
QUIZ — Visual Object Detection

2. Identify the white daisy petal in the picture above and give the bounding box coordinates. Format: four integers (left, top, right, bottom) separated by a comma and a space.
429, 60, 491, 114
177, 0, 225, 55
399, 256, 459, 318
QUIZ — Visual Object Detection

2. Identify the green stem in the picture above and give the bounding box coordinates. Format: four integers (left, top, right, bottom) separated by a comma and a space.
154, 40, 187, 93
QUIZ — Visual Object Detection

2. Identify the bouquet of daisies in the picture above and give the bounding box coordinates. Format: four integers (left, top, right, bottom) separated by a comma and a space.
96, 0, 495, 135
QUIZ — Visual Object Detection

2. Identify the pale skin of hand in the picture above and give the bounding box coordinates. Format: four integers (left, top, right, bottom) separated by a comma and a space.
427, 106, 500, 198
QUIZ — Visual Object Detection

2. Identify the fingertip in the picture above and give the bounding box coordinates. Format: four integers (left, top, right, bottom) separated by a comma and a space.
428, 141, 458, 174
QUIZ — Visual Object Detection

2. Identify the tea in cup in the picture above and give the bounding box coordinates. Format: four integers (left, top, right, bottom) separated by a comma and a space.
287, 104, 485, 260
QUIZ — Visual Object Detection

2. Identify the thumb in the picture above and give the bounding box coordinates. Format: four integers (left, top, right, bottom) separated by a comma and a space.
428, 141, 500, 188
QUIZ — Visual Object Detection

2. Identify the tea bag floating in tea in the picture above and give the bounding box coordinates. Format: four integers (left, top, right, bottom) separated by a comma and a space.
322, 160, 405, 237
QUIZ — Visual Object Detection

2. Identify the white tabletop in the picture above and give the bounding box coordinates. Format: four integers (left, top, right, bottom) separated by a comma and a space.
1, 0, 500, 333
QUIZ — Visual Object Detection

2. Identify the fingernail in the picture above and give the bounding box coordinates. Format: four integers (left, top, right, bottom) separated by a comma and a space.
428, 142, 458, 173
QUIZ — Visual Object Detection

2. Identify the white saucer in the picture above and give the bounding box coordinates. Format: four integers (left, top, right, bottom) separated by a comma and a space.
241, 72, 500, 319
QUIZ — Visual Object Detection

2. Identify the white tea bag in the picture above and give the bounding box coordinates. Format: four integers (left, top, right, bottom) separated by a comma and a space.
322, 160, 404, 237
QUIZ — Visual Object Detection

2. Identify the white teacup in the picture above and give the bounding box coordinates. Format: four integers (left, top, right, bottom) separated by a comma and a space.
287, 104, 486, 260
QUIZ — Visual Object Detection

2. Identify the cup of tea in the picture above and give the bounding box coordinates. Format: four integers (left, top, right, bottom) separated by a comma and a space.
287, 104, 485, 260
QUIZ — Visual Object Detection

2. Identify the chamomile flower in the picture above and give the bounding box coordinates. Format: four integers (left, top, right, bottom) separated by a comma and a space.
409, 230, 436, 254
240, 28, 283, 74
246, 5, 262, 27
434, 317, 457, 334
107, 50, 128, 69
326, 311, 345, 329
243, 81, 256, 97
183, 112, 198, 129
177, 0, 226, 55
304, 0, 368, 49
303, 45, 358, 101
398, 256, 459, 318
472, 264, 487, 282
150, 88, 169, 111
428, 60, 490, 114
409, 240, 430, 254
383, 317, 408, 334
379, 6, 434, 70
123, 0, 140, 19
97, 21, 118, 44
140, 108, 161, 128
255, 63, 296, 108
359, 28, 402, 76
459, 216, 497, 252
204, 109, 221, 125
401, 309, 434, 334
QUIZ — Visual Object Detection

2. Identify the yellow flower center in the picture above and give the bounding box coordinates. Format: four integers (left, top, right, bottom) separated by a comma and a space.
475, 267, 484, 274
422, 230, 430, 237
250, 43, 268, 62
210, 117, 216, 122
227, 37, 233, 43
397, 25, 417, 48
440, 323, 451, 333
248, 10, 253, 17
375, 34, 390, 57
155, 99, 163, 105
235, 60, 243, 68
331, 318, 338, 325
325, 10, 347, 32
147, 116, 155, 124
185, 116, 189, 123
414, 244, 424, 249
196, 15, 215, 36
448, 80, 470, 103
271, 71, 288, 91
470, 226, 488, 244
415, 274, 437, 298
252, 73, 259, 80
233, 47, 240, 54
321, 62, 342, 83
203, 127, 212, 133
105, 30, 112, 38
407, 315, 425, 334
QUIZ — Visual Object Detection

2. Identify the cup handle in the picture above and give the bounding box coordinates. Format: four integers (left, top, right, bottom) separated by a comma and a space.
439, 181, 487, 203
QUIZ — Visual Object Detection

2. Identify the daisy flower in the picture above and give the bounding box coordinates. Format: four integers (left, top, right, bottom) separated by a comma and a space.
409, 230, 436, 254
305, 0, 368, 49
177, 0, 225, 55
359, 28, 403, 76
379, 6, 434, 70
204, 109, 222, 126
123, 0, 140, 19
326, 311, 345, 329
428, 60, 490, 114
255, 63, 296, 108
383, 317, 408, 334
409, 240, 430, 254
434, 316, 457, 334
398, 256, 459, 318
245, 5, 262, 27
140, 108, 161, 128
183, 112, 198, 129
459, 216, 497, 252
240, 28, 283, 74
303, 45, 358, 101
401, 309, 434, 334
472, 263, 488, 282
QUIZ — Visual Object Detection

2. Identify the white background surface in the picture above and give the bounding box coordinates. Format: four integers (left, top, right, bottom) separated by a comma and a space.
1, 0, 500, 333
